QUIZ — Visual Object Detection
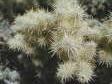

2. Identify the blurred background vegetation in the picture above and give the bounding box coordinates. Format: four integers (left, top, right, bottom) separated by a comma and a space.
0, 0, 112, 22
0, 0, 54, 22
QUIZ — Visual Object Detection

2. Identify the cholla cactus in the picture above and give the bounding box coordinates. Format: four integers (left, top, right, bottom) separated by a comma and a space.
7, 0, 112, 84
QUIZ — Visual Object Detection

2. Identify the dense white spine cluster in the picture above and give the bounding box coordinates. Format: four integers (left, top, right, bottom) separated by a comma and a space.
57, 61, 78, 83
76, 61, 95, 83
7, 34, 34, 54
